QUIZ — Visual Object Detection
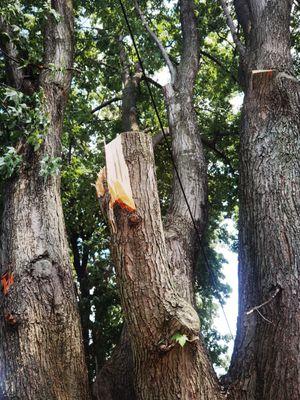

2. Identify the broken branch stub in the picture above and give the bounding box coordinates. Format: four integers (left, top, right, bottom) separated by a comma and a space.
96, 135, 136, 213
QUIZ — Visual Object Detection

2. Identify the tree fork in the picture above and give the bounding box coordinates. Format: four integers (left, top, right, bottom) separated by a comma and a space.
96, 131, 222, 400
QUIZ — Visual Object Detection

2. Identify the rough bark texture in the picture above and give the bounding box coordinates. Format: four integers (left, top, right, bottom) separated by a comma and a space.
99, 132, 221, 400
92, 327, 135, 400
163, 0, 207, 305
226, 1, 300, 399
119, 36, 142, 132
93, 37, 142, 399
0, 1, 90, 399
94, 1, 215, 399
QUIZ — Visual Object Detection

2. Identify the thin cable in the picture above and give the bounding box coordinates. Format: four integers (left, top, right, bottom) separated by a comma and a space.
118, 0, 234, 341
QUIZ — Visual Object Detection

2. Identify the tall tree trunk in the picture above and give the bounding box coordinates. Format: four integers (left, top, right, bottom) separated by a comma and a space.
94, 1, 220, 398
0, 1, 90, 399
93, 37, 142, 399
226, 1, 300, 399
98, 132, 222, 399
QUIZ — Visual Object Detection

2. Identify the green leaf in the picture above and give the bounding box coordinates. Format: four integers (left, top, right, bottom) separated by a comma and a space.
171, 332, 188, 348
39, 155, 62, 179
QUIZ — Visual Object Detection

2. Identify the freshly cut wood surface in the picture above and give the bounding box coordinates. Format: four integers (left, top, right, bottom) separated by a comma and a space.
105, 135, 136, 212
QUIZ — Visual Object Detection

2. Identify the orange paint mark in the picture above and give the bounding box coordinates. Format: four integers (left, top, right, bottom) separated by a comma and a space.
114, 198, 136, 213
1, 272, 14, 295
4, 313, 16, 325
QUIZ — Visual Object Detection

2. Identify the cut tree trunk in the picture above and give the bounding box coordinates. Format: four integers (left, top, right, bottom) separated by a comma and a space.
226, 1, 300, 399
97, 131, 222, 400
94, 2, 211, 397
0, 1, 90, 398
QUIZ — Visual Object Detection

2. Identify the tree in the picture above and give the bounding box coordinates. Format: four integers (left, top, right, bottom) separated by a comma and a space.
94, 0, 224, 398
219, 1, 300, 398
0, 1, 90, 398
63, 6, 236, 385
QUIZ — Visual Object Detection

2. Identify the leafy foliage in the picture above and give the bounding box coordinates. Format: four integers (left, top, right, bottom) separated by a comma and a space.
39, 155, 62, 179
0, 147, 22, 178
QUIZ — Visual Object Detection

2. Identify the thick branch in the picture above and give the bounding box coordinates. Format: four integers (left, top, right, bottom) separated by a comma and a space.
218, 0, 246, 57
179, 0, 200, 74
134, 0, 176, 83
142, 76, 162, 89
91, 97, 121, 114
40, 0, 74, 90
152, 128, 170, 148
0, 17, 36, 94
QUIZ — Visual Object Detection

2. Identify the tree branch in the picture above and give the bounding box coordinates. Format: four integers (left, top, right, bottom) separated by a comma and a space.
246, 288, 281, 316
134, 0, 176, 83
91, 97, 121, 114
201, 138, 236, 174
0, 47, 20, 65
0, 17, 36, 94
218, 0, 246, 57
152, 128, 170, 147
142, 76, 162, 89
179, 0, 200, 71
153, 128, 236, 173
200, 50, 238, 83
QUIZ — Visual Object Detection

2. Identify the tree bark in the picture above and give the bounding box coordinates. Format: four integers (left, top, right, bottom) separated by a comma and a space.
225, 1, 300, 399
98, 131, 222, 400
0, 1, 90, 399
94, 1, 215, 398
92, 327, 135, 400
119, 36, 142, 132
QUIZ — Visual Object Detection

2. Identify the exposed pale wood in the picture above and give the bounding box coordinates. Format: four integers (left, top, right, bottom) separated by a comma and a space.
105, 135, 136, 212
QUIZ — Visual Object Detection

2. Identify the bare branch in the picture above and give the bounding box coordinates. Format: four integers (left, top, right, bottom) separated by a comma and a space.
0, 47, 21, 65
200, 50, 238, 83
246, 288, 281, 316
152, 128, 170, 148
256, 309, 273, 324
133, 0, 176, 83
201, 138, 236, 174
218, 0, 246, 57
142, 76, 162, 89
91, 97, 121, 114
